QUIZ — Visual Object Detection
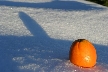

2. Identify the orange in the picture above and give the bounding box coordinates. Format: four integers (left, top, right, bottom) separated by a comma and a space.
69, 39, 97, 68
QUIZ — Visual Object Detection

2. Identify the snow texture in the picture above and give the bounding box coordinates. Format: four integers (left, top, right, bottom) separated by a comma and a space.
0, 0, 108, 72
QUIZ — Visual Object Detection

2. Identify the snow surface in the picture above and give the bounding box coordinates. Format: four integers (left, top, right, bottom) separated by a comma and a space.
0, 0, 108, 72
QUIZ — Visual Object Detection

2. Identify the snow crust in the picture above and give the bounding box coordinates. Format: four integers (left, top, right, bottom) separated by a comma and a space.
0, 0, 108, 72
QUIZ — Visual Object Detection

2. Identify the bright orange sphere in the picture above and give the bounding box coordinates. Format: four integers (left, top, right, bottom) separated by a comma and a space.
69, 39, 97, 68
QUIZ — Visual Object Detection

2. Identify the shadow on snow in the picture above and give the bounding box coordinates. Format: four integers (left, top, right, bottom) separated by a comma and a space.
0, 12, 108, 72
0, 0, 105, 11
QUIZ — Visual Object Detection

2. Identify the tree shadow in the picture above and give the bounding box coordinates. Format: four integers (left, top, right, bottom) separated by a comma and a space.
95, 44, 108, 64
0, 11, 72, 72
0, 0, 105, 11
0, 12, 108, 72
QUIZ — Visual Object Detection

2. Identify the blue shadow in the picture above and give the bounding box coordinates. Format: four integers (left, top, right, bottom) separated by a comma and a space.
0, 0, 105, 11
0, 11, 108, 72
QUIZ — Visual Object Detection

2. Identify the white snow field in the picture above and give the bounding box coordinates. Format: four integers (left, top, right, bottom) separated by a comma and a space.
0, 0, 108, 72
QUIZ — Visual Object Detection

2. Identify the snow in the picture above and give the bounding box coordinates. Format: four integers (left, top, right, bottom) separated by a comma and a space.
0, 0, 108, 72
